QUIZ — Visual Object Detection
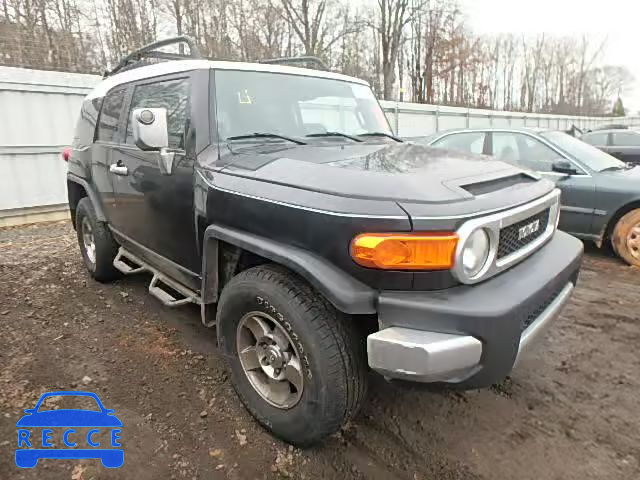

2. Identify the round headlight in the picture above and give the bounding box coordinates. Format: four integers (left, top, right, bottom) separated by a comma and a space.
462, 228, 490, 278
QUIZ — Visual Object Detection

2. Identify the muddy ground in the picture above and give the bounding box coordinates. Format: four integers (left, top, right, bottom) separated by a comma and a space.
0, 221, 638, 480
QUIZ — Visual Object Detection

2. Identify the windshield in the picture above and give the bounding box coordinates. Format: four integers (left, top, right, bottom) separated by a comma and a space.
541, 131, 626, 172
214, 70, 391, 142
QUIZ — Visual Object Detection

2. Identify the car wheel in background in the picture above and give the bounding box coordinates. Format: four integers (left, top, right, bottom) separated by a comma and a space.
75, 198, 120, 282
611, 208, 640, 267
216, 264, 368, 446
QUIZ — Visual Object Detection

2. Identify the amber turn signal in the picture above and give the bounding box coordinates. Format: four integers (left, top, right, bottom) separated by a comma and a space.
351, 232, 458, 270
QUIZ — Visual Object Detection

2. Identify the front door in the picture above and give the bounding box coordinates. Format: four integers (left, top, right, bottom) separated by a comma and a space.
110, 74, 200, 274
490, 131, 597, 237
550, 174, 597, 236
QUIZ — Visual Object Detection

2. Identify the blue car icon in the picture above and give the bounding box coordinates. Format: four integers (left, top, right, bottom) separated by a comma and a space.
15, 391, 123, 468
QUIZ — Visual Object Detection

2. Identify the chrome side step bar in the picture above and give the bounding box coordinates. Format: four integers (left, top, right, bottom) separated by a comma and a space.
113, 247, 201, 308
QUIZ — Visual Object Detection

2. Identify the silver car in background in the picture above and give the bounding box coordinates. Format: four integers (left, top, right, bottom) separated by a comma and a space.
413, 128, 640, 267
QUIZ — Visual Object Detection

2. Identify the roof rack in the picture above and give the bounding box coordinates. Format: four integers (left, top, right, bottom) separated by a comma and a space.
105, 36, 202, 78
259, 56, 328, 71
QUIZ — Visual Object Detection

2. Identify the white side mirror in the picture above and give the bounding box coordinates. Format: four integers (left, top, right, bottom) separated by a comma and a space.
131, 108, 169, 151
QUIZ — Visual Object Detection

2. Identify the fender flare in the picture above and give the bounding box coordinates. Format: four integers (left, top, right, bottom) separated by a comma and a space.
67, 173, 107, 222
200, 224, 377, 315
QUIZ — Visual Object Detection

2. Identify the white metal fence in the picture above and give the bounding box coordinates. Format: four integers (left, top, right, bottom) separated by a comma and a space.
379, 101, 640, 137
2, 65, 639, 226
0, 66, 98, 226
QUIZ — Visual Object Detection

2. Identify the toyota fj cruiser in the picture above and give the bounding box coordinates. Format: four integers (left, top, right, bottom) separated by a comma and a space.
66, 37, 583, 446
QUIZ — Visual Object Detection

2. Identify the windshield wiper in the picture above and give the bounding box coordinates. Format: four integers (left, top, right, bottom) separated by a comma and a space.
306, 132, 363, 142
227, 132, 306, 145
600, 165, 628, 172
358, 132, 403, 142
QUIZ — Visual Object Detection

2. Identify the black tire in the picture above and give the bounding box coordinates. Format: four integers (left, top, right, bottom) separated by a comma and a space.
216, 264, 368, 446
611, 208, 640, 267
75, 197, 120, 282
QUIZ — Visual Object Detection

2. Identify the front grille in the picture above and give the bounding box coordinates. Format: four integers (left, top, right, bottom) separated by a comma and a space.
521, 284, 566, 332
497, 208, 550, 259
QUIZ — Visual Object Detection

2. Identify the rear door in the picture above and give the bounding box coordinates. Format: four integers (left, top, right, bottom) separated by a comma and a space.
609, 131, 640, 164
490, 132, 597, 237
91, 85, 129, 224
110, 74, 199, 273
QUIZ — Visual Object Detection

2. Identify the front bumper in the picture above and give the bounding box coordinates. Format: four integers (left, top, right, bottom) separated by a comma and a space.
367, 231, 583, 388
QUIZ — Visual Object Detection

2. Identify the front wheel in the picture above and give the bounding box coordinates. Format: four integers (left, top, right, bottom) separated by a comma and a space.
216, 264, 368, 446
611, 209, 640, 267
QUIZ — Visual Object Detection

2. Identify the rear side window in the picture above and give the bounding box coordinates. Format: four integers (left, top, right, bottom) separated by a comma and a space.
433, 132, 485, 154
491, 133, 520, 162
125, 78, 190, 149
74, 97, 103, 145
96, 86, 127, 143
612, 132, 640, 147
582, 132, 608, 146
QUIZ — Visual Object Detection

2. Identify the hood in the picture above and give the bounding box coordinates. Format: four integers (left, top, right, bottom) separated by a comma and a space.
598, 164, 640, 180
595, 164, 640, 191
219, 142, 550, 209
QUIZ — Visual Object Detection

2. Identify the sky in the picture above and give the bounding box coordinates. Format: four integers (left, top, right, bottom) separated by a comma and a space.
460, 0, 640, 112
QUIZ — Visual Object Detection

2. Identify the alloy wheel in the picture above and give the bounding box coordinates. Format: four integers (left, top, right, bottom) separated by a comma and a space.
81, 216, 96, 265
626, 223, 640, 260
236, 311, 304, 409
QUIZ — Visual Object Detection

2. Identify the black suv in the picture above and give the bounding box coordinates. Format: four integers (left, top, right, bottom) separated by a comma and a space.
66, 37, 583, 445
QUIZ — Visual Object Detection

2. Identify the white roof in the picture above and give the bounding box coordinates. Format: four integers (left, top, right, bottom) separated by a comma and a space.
87, 59, 369, 99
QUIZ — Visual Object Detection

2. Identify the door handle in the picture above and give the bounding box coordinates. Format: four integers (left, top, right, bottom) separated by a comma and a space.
109, 163, 129, 176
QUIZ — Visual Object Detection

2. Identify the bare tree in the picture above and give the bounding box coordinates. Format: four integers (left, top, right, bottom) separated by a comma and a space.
96, 0, 159, 65
520, 34, 545, 112
575, 34, 606, 113
279, 0, 356, 58
0, 0, 99, 72
372, 0, 413, 100
0, 0, 634, 116
584, 65, 635, 114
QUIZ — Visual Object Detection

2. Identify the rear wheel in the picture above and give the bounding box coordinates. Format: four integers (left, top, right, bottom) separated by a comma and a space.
75, 198, 120, 282
216, 264, 368, 446
611, 208, 640, 267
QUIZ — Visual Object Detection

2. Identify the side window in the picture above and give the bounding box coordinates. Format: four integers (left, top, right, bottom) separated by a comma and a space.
75, 97, 103, 145
126, 78, 190, 149
515, 134, 563, 172
96, 86, 127, 143
582, 132, 608, 146
491, 133, 520, 163
433, 132, 485, 155
612, 132, 640, 147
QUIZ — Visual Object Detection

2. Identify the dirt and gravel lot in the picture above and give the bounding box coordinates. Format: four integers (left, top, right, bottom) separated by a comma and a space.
1, 220, 639, 480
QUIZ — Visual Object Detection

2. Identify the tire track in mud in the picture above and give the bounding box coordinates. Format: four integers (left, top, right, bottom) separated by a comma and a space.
2, 222, 639, 480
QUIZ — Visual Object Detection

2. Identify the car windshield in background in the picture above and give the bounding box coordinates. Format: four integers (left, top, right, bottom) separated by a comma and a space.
541, 131, 626, 172
214, 70, 392, 142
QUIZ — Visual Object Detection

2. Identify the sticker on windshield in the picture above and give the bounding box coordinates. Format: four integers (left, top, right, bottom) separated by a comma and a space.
237, 89, 253, 104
